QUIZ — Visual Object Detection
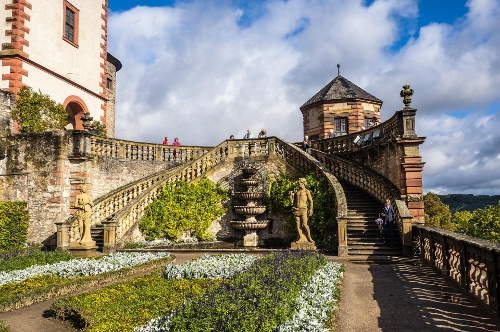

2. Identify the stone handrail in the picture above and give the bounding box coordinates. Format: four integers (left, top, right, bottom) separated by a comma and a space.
68, 131, 212, 162
310, 149, 413, 255
414, 224, 500, 314
61, 164, 185, 243
310, 108, 417, 155
57, 139, 230, 251
58, 136, 406, 255
272, 137, 348, 216
110, 141, 230, 244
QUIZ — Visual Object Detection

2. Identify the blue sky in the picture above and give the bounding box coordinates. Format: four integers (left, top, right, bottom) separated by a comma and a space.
106, 0, 500, 194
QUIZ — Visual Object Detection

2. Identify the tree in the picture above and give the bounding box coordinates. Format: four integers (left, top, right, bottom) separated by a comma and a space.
452, 210, 473, 235
424, 192, 454, 231
460, 202, 500, 243
12, 86, 68, 133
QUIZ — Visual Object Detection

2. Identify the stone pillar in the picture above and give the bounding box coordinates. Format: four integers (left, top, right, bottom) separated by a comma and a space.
401, 215, 413, 256
396, 104, 425, 224
102, 218, 118, 254
55, 221, 71, 250
268, 138, 276, 159
398, 140, 425, 224
337, 217, 348, 256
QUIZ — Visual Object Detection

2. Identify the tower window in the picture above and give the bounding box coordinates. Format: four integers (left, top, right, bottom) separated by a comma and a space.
63, 1, 79, 47
334, 117, 348, 135
106, 78, 113, 90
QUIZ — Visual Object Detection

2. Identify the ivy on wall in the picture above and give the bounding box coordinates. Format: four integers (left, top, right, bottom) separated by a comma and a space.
12, 86, 68, 133
140, 178, 229, 241
267, 173, 338, 250
0, 202, 29, 250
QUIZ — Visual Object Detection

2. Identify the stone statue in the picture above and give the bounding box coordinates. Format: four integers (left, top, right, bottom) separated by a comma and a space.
289, 178, 316, 249
72, 184, 94, 245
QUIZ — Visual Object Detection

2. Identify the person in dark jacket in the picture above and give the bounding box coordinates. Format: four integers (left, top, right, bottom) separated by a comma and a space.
380, 198, 396, 246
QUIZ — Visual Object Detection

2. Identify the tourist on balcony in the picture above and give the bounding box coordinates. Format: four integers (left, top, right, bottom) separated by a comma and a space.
172, 137, 181, 160
380, 199, 395, 246
328, 129, 336, 138
243, 129, 254, 139
229, 135, 234, 139
302, 135, 310, 152
371, 117, 379, 127
162, 136, 169, 145
258, 128, 267, 138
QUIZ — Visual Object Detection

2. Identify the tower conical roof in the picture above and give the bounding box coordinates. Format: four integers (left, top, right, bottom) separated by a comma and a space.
300, 75, 382, 110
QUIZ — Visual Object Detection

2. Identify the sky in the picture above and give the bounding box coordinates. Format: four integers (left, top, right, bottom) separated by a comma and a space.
106, 0, 500, 195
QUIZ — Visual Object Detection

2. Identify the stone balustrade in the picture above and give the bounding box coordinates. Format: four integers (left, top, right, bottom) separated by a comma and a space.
414, 224, 500, 314
91, 135, 211, 162
310, 149, 413, 255
310, 108, 415, 155
57, 135, 412, 256
68, 131, 211, 162
111, 141, 230, 243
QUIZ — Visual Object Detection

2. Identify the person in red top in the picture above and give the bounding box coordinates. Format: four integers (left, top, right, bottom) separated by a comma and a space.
162, 137, 169, 145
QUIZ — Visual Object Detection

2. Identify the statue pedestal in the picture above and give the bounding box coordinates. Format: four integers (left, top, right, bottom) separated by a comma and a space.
69, 241, 98, 257
290, 241, 316, 251
242, 230, 259, 247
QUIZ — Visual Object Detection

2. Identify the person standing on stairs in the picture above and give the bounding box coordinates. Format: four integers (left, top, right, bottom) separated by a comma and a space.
380, 199, 395, 246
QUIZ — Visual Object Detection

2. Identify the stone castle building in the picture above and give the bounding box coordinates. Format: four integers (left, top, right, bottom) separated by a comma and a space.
301, 69, 382, 140
0, 0, 121, 137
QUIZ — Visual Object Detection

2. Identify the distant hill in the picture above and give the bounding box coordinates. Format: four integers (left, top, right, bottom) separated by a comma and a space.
438, 194, 500, 213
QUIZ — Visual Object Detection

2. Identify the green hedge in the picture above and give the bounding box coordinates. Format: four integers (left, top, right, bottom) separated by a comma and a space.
0, 202, 29, 250
0, 250, 74, 273
140, 178, 229, 241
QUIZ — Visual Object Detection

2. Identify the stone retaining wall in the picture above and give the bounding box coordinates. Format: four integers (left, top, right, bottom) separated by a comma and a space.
0, 131, 177, 245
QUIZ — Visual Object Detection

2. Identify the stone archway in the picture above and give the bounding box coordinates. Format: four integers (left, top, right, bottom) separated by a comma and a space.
63, 96, 88, 130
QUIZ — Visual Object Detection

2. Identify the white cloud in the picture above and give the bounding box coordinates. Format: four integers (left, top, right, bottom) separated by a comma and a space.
108, 0, 500, 194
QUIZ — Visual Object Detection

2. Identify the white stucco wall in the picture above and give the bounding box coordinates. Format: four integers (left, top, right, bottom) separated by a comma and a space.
24, 0, 105, 95
24, 62, 103, 119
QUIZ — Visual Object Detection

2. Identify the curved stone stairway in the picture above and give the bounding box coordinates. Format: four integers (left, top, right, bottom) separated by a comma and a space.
341, 181, 402, 256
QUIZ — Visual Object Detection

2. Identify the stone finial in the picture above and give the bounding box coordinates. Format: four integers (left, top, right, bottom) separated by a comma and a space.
400, 85, 414, 109
337, 63, 341, 76
80, 112, 93, 131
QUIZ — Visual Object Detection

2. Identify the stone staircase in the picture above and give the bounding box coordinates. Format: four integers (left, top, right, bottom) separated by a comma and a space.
341, 181, 402, 256
91, 225, 104, 252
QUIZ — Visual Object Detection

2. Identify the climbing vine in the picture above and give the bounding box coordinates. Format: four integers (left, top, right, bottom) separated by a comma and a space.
267, 173, 338, 250
139, 178, 229, 241
12, 86, 68, 133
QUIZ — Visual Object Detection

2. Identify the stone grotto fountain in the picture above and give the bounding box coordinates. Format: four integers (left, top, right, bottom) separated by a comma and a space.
230, 167, 269, 247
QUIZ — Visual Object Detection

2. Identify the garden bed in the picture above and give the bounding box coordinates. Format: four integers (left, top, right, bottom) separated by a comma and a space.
0, 252, 173, 312
51, 252, 344, 331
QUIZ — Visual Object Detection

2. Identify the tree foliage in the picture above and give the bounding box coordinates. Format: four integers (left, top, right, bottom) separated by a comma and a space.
452, 201, 500, 243
139, 178, 229, 241
12, 86, 68, 133
423, 192, 454, 231
91, 120, 106, 136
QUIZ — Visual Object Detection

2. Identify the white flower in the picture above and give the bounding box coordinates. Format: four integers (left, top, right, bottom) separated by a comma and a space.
0, 252, 170, 286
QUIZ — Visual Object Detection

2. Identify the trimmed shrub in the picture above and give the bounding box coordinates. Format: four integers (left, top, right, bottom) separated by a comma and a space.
0, 202, 29, 250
